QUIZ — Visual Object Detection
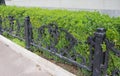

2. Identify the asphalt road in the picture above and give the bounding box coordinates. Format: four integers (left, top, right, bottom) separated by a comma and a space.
0, 41, 51, 76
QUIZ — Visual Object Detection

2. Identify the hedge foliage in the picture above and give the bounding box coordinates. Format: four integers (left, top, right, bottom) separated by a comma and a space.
0, 5, 120, 75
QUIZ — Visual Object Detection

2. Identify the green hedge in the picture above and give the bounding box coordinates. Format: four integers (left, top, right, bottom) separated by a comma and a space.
0, 6, 120, 42
0, 5, 120, 75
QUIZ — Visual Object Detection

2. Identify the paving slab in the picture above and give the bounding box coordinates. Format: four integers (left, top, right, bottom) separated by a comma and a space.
0, 35, 75, 76
0, 41, 51, 76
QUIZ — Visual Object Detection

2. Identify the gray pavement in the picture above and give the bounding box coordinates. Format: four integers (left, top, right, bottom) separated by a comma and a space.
0, 41, 51, 76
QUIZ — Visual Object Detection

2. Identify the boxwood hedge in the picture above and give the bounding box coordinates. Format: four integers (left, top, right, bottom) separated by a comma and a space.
0, 5, 120, 75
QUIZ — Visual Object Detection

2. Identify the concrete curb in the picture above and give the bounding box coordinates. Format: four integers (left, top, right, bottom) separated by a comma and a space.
0, 35, 76, 76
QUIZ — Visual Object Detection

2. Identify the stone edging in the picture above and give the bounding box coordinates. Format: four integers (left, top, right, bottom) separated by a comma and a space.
0, 35, 76, 76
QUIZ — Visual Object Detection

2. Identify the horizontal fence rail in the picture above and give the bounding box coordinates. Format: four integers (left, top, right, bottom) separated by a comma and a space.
0, 15, 120, 76
0, 16, 25, 41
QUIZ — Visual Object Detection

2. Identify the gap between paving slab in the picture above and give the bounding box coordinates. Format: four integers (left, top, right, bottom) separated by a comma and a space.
0, 35, 76, 76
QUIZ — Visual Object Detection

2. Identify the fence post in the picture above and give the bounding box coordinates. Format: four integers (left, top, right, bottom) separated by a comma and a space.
0, 16, 2, 34
92, 28, 106, 76
24, 16, 32, 49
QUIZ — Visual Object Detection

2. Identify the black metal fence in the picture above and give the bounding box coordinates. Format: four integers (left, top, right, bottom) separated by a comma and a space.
0, 16, 120, 76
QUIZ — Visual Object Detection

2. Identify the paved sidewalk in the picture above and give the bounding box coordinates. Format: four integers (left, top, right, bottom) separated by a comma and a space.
0, 41, 51, 76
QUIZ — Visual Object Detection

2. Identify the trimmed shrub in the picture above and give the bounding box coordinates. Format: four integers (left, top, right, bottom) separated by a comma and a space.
0, 5, 120, 75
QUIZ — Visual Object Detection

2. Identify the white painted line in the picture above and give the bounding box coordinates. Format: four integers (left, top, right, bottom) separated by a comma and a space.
0, 35, 76, 76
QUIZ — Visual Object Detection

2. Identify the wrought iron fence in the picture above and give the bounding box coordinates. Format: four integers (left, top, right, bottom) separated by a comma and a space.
0, 15, 120, 76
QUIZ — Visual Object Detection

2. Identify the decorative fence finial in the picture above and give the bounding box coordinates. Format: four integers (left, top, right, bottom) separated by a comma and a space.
0, 16, 120, 76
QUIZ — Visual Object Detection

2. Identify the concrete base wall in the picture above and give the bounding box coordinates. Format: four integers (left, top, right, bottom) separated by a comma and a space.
6, 0, 120, 10
5, 0, 120, 17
